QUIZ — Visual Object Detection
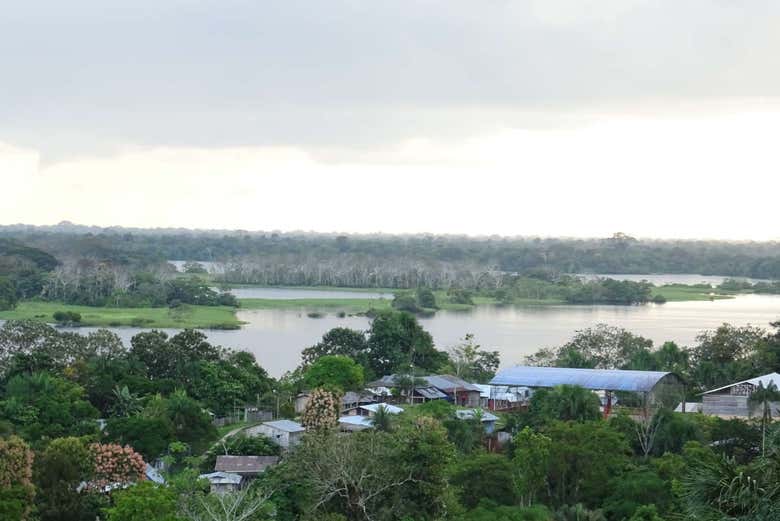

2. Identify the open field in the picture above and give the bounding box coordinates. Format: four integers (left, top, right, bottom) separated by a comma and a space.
651, 285, 735, 302
0, 301, 242, 329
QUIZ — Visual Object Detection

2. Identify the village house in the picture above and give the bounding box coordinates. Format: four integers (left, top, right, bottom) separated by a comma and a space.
295, 390, 378, 414
367, 374, 482, 406
199, 471, 243, 495
700, 372, 780, 417
338, 403, 404, 432
245, 419, 305, 449
214, 455, 280, 478
454, 408, 500, 434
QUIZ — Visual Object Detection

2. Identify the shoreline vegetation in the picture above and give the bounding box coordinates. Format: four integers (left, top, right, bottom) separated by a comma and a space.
0, 282, 754, 329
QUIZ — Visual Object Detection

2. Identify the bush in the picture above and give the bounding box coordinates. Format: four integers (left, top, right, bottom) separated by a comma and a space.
53, 310, 82, 324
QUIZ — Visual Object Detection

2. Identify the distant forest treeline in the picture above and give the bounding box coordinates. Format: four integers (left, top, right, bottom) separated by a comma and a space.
2, 226, 780, 291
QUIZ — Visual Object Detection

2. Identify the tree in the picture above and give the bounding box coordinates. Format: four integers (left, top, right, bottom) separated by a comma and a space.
446, 334, 500, 383
688, 324, 766, 391
287, 431, 413, 521
104, 481, 182, 521
301, 328, 369, 368
0, 276, 18, 311
602, 469, 672, 521
544, 421, 631, 507
300, 388, 340, 432
105, 416, 175, 461
88, 443, 146, 491
160, 390, 217, 454
749, 380, 780, 456
111, 385, 143, 417
451, 453, 518, 508
366, 310, 447, 376
0, 436, 34, 520
512, 427, 552, 506
393, 416, 455, 520
34, 436, 101, 521
0, 372, 99, 444
181, 487, 275, 521
415, 288, 437, 309
368, 405, 392, 432
533, 385, 601, 423
303, 355, 364, 392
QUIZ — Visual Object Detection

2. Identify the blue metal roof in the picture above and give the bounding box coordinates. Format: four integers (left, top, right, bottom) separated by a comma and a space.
490, 366, 678, 393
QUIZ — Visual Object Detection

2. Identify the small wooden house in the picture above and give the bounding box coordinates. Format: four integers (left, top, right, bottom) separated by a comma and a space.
701, 372, 780, 418
245, 420, 305, 449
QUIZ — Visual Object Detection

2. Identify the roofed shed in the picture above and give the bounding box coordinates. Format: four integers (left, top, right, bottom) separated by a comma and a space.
490, 366, 684, 406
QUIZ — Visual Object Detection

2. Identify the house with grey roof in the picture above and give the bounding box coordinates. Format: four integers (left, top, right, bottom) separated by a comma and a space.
368, 374, 482, 406
214, 455, 279, 477
700, 372, 780, 417
245, 420, 305, 449
199, 471, 243, 495
455, 408, 500, 434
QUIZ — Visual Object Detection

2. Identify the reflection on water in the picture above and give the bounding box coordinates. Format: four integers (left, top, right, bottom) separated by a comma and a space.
20, 294, 777, 377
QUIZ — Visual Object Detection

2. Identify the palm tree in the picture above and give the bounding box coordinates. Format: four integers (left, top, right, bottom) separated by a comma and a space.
749, 380, 780, 456
111, 385, 142, 417
369, 405, 393, 432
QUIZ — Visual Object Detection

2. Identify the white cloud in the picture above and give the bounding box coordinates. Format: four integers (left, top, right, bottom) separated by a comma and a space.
1, 104, 778, 240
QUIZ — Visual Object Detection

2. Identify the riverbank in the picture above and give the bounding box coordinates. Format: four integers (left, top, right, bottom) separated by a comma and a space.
0, 284, 740, 330
0, 301, 242, 329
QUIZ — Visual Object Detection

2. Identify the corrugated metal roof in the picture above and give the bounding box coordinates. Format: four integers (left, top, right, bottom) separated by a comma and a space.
422, 375, 482, 393
490, 366, 677, 392
367, 375, 482, 393
701, 372, 780, 395
415, 386, 449, 399
199, 471, 242, 485
262, 420, 305, 432
215, 456, 279, 474
361, 403, 404, 414
455, 409, 499, 422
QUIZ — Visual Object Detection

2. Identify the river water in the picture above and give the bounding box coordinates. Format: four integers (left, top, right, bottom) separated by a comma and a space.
13, 291, 778, 377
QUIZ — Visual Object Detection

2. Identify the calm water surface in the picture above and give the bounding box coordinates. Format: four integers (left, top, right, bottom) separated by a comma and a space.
23, 293, 779, 377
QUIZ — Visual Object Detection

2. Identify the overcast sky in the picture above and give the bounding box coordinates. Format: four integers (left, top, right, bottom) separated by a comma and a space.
1, 1, 779, 239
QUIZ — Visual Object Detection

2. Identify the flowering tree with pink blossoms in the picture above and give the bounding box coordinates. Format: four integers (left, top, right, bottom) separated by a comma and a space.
88, 443, 146, 491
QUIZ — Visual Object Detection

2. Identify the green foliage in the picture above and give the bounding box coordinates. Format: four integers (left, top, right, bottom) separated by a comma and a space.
602, 468, 672, 521
52, 310, 82, 324
0, 372, 99, 444
394, 416, 456, 520
366, 310, 447, 375
416, 399, 456, 420
513, 427, 552, 505
0, 276, 18, 311
105, 415, 175, 461
104, 481, 182, 521
455, 502, 553, 521
451, 453, 518, 508
303, 355, 364, 392
544, 421, 631, 507
34, 436, 102, 521
445, 334, 501, 383
526, 385, 601, 425
157, 391, 217, 454
301, 327, 369, 368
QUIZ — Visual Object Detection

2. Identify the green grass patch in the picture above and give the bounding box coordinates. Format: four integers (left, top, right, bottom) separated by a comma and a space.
0, 301, 242, 329
651, 285, 735, 302
239, 297, 393, 313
